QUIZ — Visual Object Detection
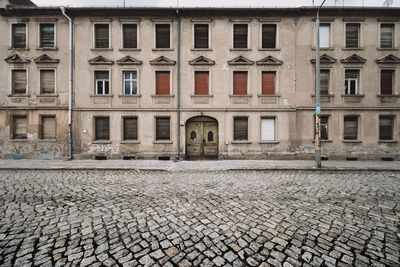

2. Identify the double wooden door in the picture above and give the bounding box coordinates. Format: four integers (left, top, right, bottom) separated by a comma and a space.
186, 119, 218, 158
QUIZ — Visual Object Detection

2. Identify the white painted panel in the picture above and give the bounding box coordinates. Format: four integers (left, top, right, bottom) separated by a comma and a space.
261, 118, 275, 141
319, 25, 330, 48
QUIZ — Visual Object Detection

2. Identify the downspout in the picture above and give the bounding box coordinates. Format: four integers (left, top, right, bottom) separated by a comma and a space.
60, 7, 73, 160
176, 9, 181, 159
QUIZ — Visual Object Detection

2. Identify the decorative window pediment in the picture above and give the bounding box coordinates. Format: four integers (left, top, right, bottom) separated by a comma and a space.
256, 55, 283, 66
189, 56, 215, 65
33, 54, 59, 64
310, 54, 337, 65
4, 53, 30, 64
88, 55, 114, 65
150, 56, 176, 65
376, 54, 400, 64
116, 56, 142, 65
228, 55, 254, 66
340, 54, 366, 64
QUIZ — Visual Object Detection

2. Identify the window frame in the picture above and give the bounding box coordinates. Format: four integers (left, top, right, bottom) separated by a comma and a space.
155, 116, 171, 141
343, 115, 360, 141
38, 22, 56, 49
154, 23, 172, 49
232, 70, 249, 95
232, 23, 250, 50
122, 70, 139, 95
379, 115, 395, 141
155, 70, 172, 95
260, 23, 278, 50
344, 69, 359, 95
260, 117, 276, 141
11, 115, 28, 140
192, 23, 211, 50
94, 116, 110, 141
94, 70, 111, 95
10, 22, 28, 49
344, 23, 360, 49
38, 68, 56, 95
379, 23, 395, 49
120, 22, 139, 49
93, 22, 111, 49
193, 70, 211, 96
10, 68, 28, 95
39, 115, 56, 140
122, 116, 138, 141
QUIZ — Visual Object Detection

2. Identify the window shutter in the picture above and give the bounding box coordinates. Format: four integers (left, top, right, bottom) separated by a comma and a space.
379, 116, 393, 140
320, 70, 329, 95
380, 70, 393, 95
262, 72, 275, 95
40, 24, 55, 48
156, 24, 170, 48
319, 24, 330, 48
13, 116, 27, 139
41, 116, 56, 139
234, 117, 248, 140
156, 71, 170, 95
95, 24, 109, 48
261, 118, 275, 141
123, 118, 138, 140
233, 24, 247, 48
156, 117, 170, 140
262, 24, 276, 49
123, 24, 137, 48
344, 116, 358, 140
195, 71, 209, 95
40, 70, 55, 94
345, 23, 359, 48
12, 24, 26, 48
233, 71, 247, 95
95, 117, 109, 140
194, 24, 209, 49
12, 70, 27, 94
380, 24, 394, 48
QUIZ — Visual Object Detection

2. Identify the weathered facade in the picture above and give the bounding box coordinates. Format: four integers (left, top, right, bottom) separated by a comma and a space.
0, 6, 399, 160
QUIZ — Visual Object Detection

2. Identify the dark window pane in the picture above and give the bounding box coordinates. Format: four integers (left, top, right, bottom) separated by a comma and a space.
233, 24, 247, 48
123, 24, 137, 48
320, 70, 329, 95
379, 116, 393, 140
234, 117, 248, 140
156, 24, 170, 48
262, 24, 276, 48
320, 116, 328, 140
345, 23, 359, 48
380, 24, 394, 48
194, 24, 209, 49
12, 24, 26, 48
156, 117, 170, 140
381, 70, 393, 95
40, 24, 55, 48
95, 24, 109, 48
344, 116, 358, 140
95, 117, 109, 140
123, 117, 138, 140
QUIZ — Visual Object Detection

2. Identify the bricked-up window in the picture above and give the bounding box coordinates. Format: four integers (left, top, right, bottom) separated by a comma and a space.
12, 115, 27, 139
12, 69, 27, 94
94, 24, 109, 48
379, 116, 394, 140
123, 24, 137, 48
262, 71, 275, 95
345, 70, 359, 95
39, 23, 55, 48
233, 71, 248, 95
123, 117, 138, 140
95, 117, 109, 140
95, 71, 109, 95
123, 71, 137, 95
234, 117, 248, 141
156, 71, 170, 95
156, 117, 170, 140
344, 116, 358, 140
261, 118, 275, 141
41, 116, 56, 139
380, 70, 394, 95
320, 70, 329, 95
380, 24, 394, 48
194, 24, 209, 49
12, 23, 26, 48
319, 24, 330, 48
345, 23, 359, 48
155, 24, 170, 49
40, 70, 55, 94
233, 24, 248, 49
262, 24, 276, 49
194, 71, 209, 95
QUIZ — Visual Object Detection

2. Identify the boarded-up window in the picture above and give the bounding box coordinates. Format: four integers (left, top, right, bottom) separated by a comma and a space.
261, 118, 275, 141
233, 71, 247, 95
12, 115, 27, 139
40, 23, 55, 48
380, 70, 393, 95
123, 71, 137, 95
319, 24, 330, 48
156, 71, 170, 95
41, 116, 56, 139
380, 24, 394, 48
40, 70, 55, 94
12, 23, 26, 48
95, 117, 109, 140
155, 24, 170, 49
123, 117, 138, 140
344, 116, 358, 140
12, 69, 27, 94
345, 23, 359, 48
195, 71, 209, 95
156, 117, 170, 140
233, 24, 248, 49
95, 71, 109, 95
262, 24, 276, 49
94, 24, 109, 48
194, 24, 209, 49
320, 70, 329, 95
262, 72, 275, 95
379, 116, 393, 140
123, 24, 137, 48
344, 70, 359, 95
234, 117, 248, 141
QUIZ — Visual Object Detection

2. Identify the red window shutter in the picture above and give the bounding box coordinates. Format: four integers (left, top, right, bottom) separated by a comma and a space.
156, 71, 170, 95
195, 71, 209, 95
262, 72, 275, 95
233, 72, 247, 95
381, 70, 393, 95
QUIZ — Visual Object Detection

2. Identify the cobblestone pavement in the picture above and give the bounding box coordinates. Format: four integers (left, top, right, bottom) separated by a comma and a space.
0, 170, 399, 267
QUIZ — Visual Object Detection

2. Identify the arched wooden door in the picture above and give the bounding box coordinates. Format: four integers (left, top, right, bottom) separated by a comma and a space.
186, 116, 218, 158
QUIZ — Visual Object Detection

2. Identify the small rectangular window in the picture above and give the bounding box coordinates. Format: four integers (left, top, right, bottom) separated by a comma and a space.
156, 71, 170, 95
95, 117, 109, 140
194, 71, 209, 95
194, 24, 209, 49
122, 24, 137, 48
320, 70, 330, 95
262, 24, 276, 49
156, 117, 170, 140
345, 23, 359, 48
380, 24, 394, 48
319, 24, 330, 48
262, 71, 275, 95
12, 115, 27, 139
344, 70, 359, 95
155, 24, 170, 49
40, 23, 55, 48
12, 69, 27, 94
380, 70, 393, 95
320, 116, 329, 140
261, 118, 275, 141
123, 117, 138, 140
233, 71, 247, 95
95, 71, 109, 95
94, 24, 109, 49
234, 117, 248, 141
344, 116, 358, 140
12, 23, 26, 48
379, 116, 394, 140
41, 116, 56, 139
123, 71, 137, 95
40, 70, 55, 94
233, 24, 248, 49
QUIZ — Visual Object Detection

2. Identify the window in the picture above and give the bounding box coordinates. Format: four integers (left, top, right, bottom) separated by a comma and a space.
94, 24, 109, 48
39, 23, 55, 48
379, 116, 394, 140
122, 24, 137, 48
95, 117, 109, 140
12, 23, 26, 48
262, 71, 275, 95
40, 70, 55, 94
123, 71, 137, 95
261, 118, 275, 141
12, 69, 27, 94
123, 117, 138, 140
155, 71, 170, 95
155, 24, 170, 49
156, 117, 170, 140
380, 70, 394, 95
234, 117, 248, 141
233, 24, 248, 49
262, 24, 276, 49
194, 24, 209, 49
12, 115, 27, 139
320, 70, 330, 95
233, 71, 247, 95
320, 116, 329, 140
319, 24, 330, 48
345, 23, 359, 48
194, 71, 209, 95
380, 24, 394, 48
344, 116, 358, 140
40, 116, 56, 139
95, 71, 109, 95
344, 70, 359, 95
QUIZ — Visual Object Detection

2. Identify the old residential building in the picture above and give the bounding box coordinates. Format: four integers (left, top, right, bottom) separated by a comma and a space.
0, 6, 399, 160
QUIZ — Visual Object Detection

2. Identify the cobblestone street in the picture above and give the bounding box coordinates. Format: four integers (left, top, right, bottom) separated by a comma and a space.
0, 170, 399, 267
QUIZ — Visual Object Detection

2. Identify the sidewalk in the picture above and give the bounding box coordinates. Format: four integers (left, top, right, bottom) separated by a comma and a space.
0, 159, 399, 171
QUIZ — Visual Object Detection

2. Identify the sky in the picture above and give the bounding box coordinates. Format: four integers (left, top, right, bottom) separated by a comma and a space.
31, 0, 400, 7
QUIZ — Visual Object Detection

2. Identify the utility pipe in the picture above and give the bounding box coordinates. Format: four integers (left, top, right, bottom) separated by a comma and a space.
176, 9, 181, 159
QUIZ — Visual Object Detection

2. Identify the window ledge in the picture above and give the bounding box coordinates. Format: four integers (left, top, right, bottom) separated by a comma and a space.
257, 94, 280, 97
231, 141, 251, 144
38, 139, 57, 142
312, 140, 333, 143
377, 94, 399, 98
151, 94, 175, 98
311, 47, 335, 51
118, 94, 141, 98
377, 48, 399, 51
259, 141, 279, 144
8, 47, 29, 51
119, 48, 141, 51
91, 48, 113, 51
36, 47, 58, 51
229, 94, 252, 98
311, 94, 335, 98
8, 94, 29, 97
92, 140, 112, 144
36, 94, 58, 97
378, 140, 398, 143
9, 139, 28, 142
90, 94, 113, 97
342, 47, 364, 51
120, 140, 140, 144
191, 48, 212, 51
152, 48, 174, 51
190, 94, 213, 98
258, 48, 280, 51
341, 94, 365, 97
342, 140, 362, 143
153, 140, 173, 144
230, 48, 251, 51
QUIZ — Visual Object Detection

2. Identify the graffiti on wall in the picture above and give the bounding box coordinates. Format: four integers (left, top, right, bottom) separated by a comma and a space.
88, 144, 119, 154
0, 142, 68, 157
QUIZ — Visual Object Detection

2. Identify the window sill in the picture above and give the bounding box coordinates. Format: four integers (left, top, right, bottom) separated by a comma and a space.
341, 94, 364, 97
191, 48, 212, 51
91, 48, 113, 51
230, 48, 251, 51
152, 48, 174, 51
90, 94, 113, 97
8, 94, 29, 97
312, 140, 333, 143
92, 140, 112, 144
119, 48, 141, 51
229, 94, 252, 98
257, 94, 280, 97
342, 140, 362, 143
9, 47, 29, 51
259, 141, 279, 144
36, 47, 58, 51
36, 94, 58, 97
342, 47, 364, 51
120, 140, 141, 144
9, 139, 28, 142
311, 94, 335, 98
377, 94, 399, 98
151, 94, 175, 98
258, 48, 280, 51
231, 141, 251, 144
377, 48, 399, 51
378, 140, 398, 143
38, 139, 57, 142
153, 140, 173, 144
118, 94, 141, 98
190, 94, 213, 98
311, 47, 335, 51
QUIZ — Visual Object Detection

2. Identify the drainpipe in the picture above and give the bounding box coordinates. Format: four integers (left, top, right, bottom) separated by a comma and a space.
60, 7, 73, 160
176, 9, 181, 160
